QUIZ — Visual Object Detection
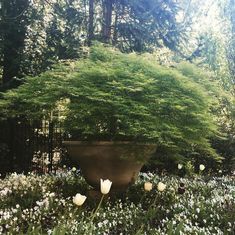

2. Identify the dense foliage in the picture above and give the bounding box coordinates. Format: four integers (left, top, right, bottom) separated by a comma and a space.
0, 171, 234, 234
0, 0, 29, 84
0, 44, 222, 162
0, 0, 183, 85
113, 0, 182, 52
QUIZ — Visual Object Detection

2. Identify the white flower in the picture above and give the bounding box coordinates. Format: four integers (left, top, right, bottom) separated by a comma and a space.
73, 193, 87, 206
178, 164, 183, 170
21, 180, 27, 186
196, 208, 200, 213
144, 182, 153, 191
44, 159, 50, 165
157, 182, 166, 192
49, 192, 55, 197
199, 164, 205, 171
72, 167, 77, 172
100, 179, 112, 194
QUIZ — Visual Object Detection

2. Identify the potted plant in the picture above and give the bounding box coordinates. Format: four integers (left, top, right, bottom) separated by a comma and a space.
0, 43, 220, 190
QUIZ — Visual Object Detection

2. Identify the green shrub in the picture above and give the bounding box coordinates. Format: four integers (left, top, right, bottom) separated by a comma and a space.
0, 43, 222, 162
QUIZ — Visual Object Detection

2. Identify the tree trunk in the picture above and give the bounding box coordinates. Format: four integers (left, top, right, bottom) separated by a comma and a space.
88, 0, 94, 46
102, 0, 113, 43
112, 10, 118, 46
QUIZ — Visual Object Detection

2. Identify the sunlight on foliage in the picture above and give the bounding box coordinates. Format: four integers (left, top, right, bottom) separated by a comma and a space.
0, 44, 225, 161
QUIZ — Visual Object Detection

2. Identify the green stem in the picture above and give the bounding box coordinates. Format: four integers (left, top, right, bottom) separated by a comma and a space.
90, 194, 105, 222
152, 194, 158, 207
84, 194, 105, 234
139, 191, 146, 204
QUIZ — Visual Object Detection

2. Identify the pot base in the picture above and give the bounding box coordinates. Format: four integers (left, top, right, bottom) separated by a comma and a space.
63, 141, 157, 190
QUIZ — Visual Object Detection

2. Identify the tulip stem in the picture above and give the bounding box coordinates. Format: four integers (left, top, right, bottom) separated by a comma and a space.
84, 194, 105, 234
140, 192, 146, 204
153, 194, 158, 207
75, 207, 80, 215
90, 194, 105, 222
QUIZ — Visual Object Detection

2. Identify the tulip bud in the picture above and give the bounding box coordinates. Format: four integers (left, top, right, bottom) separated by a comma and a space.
100, 179, 112, 194
178, 164, 183, 170
73, 193, 87, 206
144, 182, 153, 191
157, 182, 166, 192
199, 164, 205, 171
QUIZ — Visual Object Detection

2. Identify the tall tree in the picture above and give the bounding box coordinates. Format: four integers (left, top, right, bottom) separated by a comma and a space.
227, 0, 235, 88
88, 0, 94, 46
113, 0, 182, 52
0, 0, 187, 84
45, 0, 84, 60
0, 0, 29, 84
102, 0, 114, 43
98, 0, 182, 51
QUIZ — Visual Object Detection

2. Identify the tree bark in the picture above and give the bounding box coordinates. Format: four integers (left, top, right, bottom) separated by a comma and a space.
102, 0, 113, 43
88, 0, 94, 46
112, 10, 118, 46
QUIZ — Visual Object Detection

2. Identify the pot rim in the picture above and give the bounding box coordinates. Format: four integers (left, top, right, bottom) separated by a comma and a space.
62, 140, 156, 147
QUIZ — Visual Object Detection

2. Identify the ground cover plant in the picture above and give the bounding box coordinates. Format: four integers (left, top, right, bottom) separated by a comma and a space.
0, 168, 234, 235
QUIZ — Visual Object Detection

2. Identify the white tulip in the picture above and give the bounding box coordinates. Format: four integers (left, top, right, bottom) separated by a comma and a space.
178, 164, 183, 170
157, 182, 166, 192
73, 193, 87, 206
100, 179, 112, 194
199, 164, 205, 171
144, 182, 153, 191
72, 167, 77, 172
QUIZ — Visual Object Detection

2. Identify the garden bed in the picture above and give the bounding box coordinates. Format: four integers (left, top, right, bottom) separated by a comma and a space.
0, 170, 234, 234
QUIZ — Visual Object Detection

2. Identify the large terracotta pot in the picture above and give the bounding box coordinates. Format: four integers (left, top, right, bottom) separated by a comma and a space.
63, 141, 157, 190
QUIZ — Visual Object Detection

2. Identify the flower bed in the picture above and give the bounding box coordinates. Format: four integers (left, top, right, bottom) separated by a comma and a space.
0, 171, 234, 234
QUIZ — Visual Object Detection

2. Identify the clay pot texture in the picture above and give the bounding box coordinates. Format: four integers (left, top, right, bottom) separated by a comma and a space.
63, 141, 156, 190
